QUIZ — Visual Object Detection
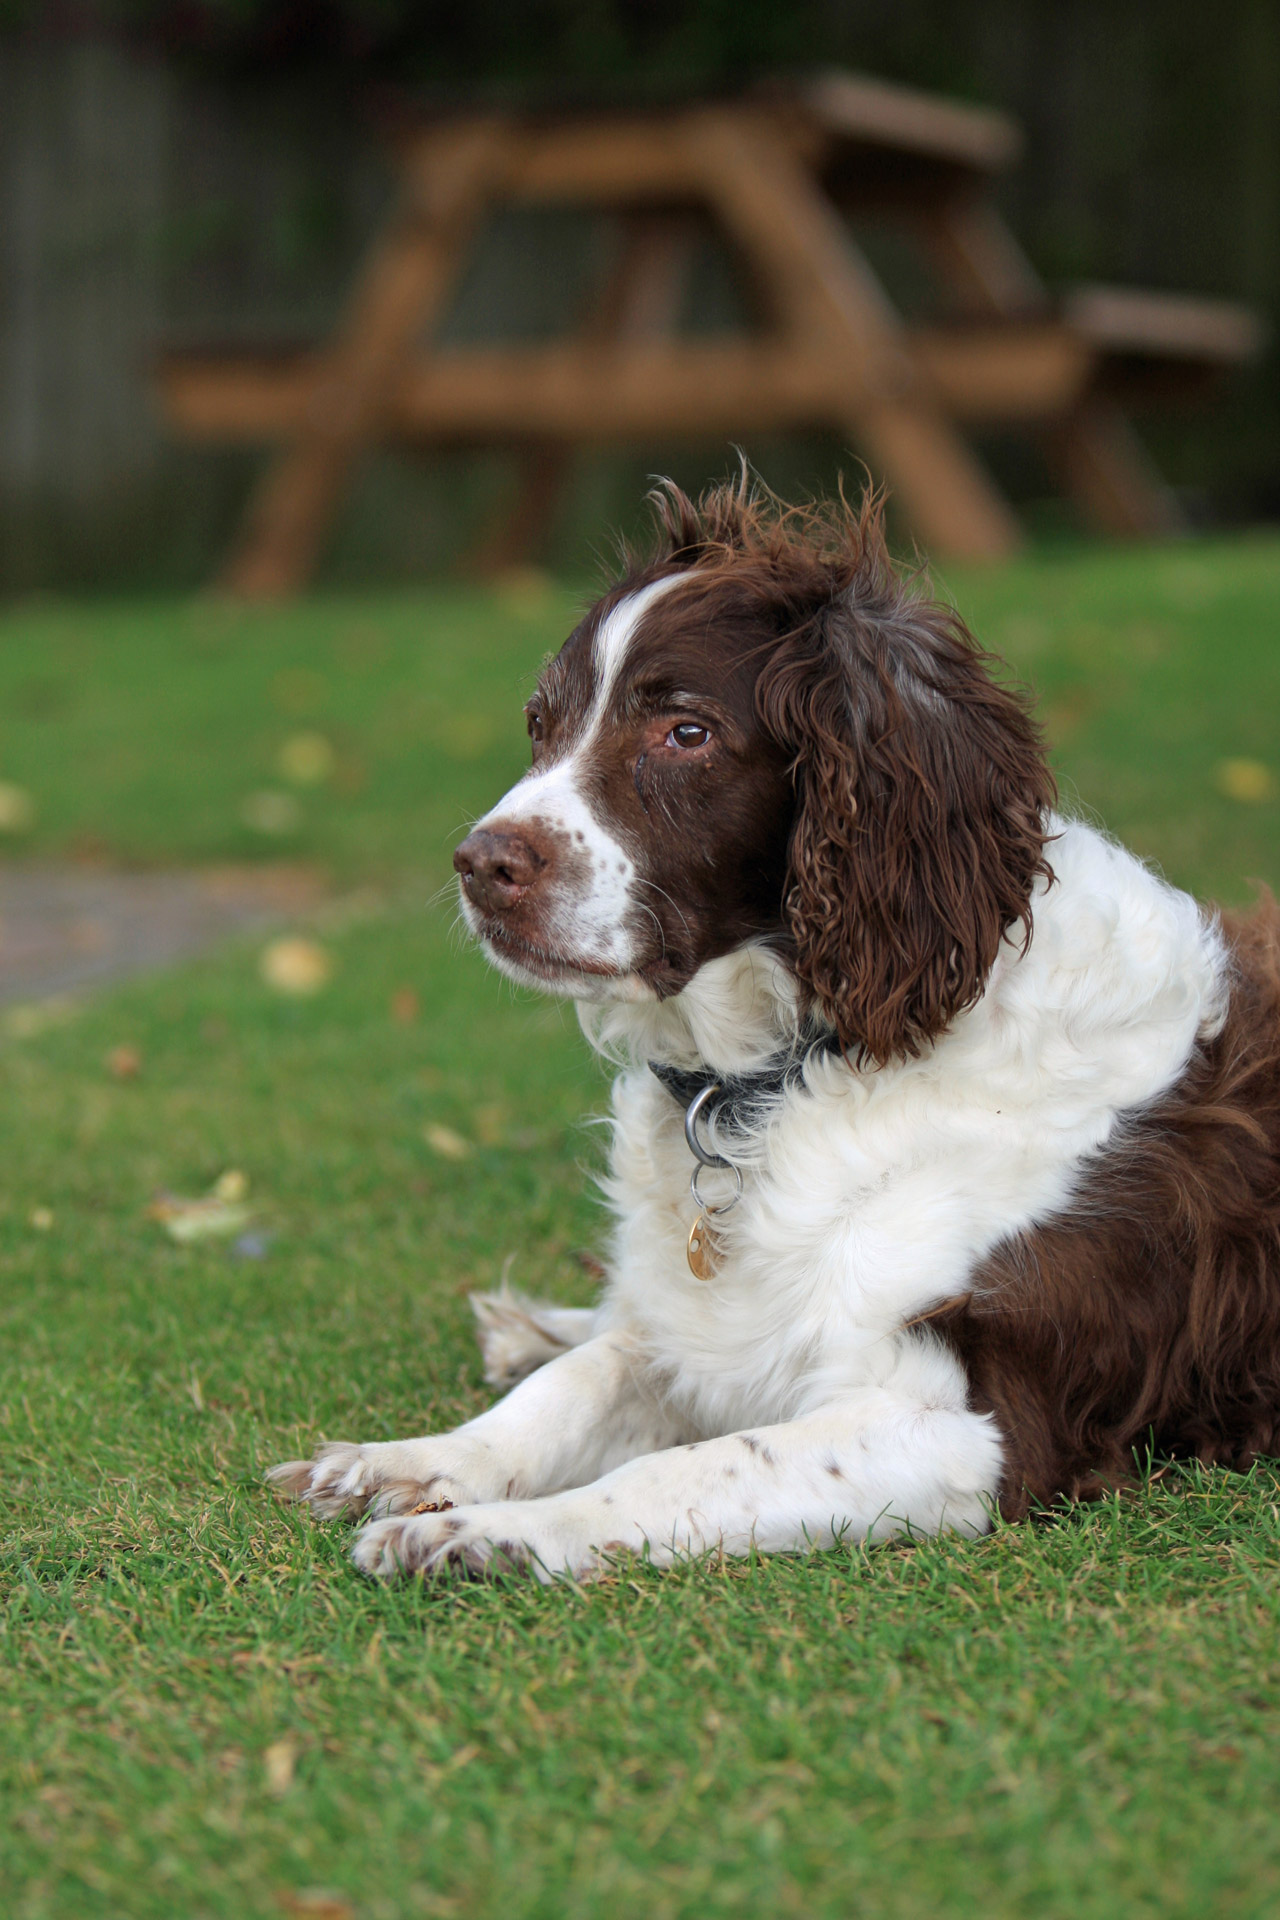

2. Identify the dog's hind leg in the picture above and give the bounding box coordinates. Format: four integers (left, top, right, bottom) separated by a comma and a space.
470, 1282, 597, 1389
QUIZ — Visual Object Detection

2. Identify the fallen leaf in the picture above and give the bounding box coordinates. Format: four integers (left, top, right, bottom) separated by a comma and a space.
29, 1207, 53, 1231
2, 997, 80, 1040
260, 937, 332, 995
276, 1893, 354, 1920
278, 732, 336, 786
263, 1739, 297, 1795
0, 781, 36, 833
148, 1170, 254, 1243
1216, 758, 1275, 804
106, 1044, 142, 1080
391, 986, 420, 1024
241, 789, 302, 836
424, 1123, 471, 1161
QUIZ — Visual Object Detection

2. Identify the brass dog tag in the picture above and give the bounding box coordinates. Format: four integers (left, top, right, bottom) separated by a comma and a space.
687, 1212, 717, 1279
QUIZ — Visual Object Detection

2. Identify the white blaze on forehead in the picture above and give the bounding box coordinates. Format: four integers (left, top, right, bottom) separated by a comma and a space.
465, 574, 682, 985
585, 573, 682, 737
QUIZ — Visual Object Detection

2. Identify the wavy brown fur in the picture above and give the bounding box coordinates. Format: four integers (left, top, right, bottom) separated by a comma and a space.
639, 476, 1057, 1064
942, 892, 1280, 1514
638, 479, 1280, 1504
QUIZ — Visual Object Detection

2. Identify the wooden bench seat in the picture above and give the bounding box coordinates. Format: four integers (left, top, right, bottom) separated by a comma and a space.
158, 286, 1256, 449
1063, 284, 1265, 399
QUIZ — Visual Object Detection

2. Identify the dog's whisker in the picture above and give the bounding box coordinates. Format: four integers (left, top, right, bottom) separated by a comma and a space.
635, 876, 692, 940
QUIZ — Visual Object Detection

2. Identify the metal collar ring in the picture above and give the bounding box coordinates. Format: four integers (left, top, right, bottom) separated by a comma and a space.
691, 1159, 743, 1214
683, 1081, 732, 1168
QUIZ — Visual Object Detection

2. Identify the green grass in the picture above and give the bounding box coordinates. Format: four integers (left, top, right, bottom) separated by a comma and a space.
1, 533, 1279, 900
3, 535, 1280, 1919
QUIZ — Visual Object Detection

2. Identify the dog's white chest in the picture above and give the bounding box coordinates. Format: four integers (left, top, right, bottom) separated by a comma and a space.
599, 1077, 974, 1429
593, 824, 1227, 1435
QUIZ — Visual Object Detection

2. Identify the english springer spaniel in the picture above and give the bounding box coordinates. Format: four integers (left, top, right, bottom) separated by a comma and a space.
271, 481, 1280, 1580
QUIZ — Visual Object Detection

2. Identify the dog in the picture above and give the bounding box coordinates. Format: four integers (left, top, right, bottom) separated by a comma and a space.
270, 481, 1280, 1581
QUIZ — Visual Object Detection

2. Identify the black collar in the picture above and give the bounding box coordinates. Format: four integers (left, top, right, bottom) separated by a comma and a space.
648, 1027, 844, 1142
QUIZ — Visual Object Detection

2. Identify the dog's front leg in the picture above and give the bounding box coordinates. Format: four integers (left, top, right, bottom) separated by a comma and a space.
351, 1393, 1004, 1580
268, 1332, 680, 1519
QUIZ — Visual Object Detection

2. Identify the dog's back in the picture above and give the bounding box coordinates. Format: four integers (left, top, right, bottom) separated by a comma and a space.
948, 892, 1280, 1514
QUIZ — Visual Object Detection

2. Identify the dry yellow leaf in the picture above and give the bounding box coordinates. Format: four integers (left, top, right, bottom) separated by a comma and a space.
260, 937, 333, 995
1216, 758, 1275, 804
424, 1123, 471, 1161
278, 732, 336, 786
3, 997, 80, 1040
147, 1169, 254, 1244
0, 781, 36, 833
263, 1739, 297, 1796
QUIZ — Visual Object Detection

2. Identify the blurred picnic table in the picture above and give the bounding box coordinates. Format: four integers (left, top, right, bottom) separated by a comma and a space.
157, 71, 1264, 595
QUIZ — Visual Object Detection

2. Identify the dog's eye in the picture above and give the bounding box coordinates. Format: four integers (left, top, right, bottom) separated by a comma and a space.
667, 723, 710, 751
526, 706, 545, 745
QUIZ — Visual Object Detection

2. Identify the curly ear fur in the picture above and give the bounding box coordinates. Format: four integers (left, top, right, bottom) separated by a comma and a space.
761, 594, 1054, 1064
639, 475, 1056, 1064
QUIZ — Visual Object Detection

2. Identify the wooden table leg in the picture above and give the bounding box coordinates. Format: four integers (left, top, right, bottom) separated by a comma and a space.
1046, 401, 1185, 538
692, 113, 1021, 562
847, 398, 1023, 560
920, 199, 1184, 540
221, 120, 509, 599
915, 198, 1048, 319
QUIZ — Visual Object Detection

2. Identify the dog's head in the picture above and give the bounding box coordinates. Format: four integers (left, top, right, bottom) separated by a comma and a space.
455, 480, 1054, 1064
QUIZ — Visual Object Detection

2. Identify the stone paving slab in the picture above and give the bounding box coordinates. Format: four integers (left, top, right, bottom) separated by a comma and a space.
0, 865, 323, 1006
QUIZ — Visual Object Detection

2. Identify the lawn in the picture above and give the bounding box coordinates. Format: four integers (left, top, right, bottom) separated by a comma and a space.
2, 534, 1280, 1920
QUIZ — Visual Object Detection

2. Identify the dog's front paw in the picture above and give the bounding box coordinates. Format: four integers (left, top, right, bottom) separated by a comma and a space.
266, 1438, 484, 1521
351, 1497, 618, 1584
350, 1507, 534, 1581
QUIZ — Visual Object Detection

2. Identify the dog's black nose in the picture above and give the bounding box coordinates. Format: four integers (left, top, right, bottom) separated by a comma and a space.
454, 828, 547, 915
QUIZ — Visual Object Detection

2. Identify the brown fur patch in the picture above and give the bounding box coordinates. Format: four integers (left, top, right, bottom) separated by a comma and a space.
638, 476, 1056, 1059
940, 894, 1280, 1513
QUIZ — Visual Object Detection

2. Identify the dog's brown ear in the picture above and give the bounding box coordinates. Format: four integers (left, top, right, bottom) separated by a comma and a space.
758, 591, 1055, 1066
